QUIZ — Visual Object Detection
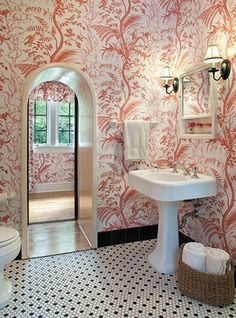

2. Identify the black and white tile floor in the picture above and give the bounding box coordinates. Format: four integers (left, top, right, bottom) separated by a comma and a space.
1, 240, 236, 318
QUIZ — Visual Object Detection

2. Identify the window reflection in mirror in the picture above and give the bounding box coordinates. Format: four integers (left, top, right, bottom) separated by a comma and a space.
182, 68, 210, 117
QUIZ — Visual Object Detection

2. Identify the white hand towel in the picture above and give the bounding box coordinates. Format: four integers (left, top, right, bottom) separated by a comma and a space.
206, 248, 230, 275
182, 242, 206, 272
124, 120, 149, 160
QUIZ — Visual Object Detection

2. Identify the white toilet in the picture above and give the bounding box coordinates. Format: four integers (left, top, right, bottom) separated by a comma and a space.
0, 227, 21, 309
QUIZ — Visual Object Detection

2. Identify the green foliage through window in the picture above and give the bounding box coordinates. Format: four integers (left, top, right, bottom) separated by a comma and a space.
33, 100, 75, 146
58, 102, 75, 144
33, 101, 47, 144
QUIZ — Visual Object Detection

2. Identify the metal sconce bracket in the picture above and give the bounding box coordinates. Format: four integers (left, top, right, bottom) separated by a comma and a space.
163, 77, 179, 94
208, 59, 231, 81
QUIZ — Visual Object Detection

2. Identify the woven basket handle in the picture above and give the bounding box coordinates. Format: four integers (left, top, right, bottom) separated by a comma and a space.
177, 243, 185, 263
225, 258, 234, 274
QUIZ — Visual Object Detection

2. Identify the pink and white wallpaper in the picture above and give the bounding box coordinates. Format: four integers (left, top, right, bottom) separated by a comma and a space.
0, 1, 236, 262
29, 152, 74, 192
30, 81, 75, 103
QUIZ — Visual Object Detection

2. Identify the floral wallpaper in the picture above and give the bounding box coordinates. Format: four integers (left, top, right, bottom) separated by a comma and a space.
0, 1, 236, 262
29, 153, 74, 192
30, 81, 75, 102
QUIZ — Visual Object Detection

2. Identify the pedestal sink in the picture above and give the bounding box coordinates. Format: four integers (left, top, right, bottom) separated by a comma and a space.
128, 169, 217, 274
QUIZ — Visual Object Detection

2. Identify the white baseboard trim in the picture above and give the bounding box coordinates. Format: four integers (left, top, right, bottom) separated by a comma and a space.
34, 182, 74, 193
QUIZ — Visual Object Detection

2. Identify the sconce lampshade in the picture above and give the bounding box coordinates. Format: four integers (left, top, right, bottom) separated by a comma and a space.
204, 44, 231, 81
204, 45, 223, 64
160, 66, 173, 80
160, 66, 179, 94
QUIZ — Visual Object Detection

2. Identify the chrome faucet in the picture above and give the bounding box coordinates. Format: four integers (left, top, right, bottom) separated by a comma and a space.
172, 161, 178, 173
150, 161, 159, 172
153, 164, 159, 172
172, 161, 190, 175
191, 166, 199, 178
181, 164, 191, 176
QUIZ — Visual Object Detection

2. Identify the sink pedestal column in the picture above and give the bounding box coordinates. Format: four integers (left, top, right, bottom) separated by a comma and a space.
148, 201, 181, 274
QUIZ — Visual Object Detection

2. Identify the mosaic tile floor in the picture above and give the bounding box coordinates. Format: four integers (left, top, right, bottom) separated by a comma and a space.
2, 240, 236, 318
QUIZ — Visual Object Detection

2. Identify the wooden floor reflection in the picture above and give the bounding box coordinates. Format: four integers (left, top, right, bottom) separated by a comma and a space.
28, 191, 92, 258
29, 220, 91, 258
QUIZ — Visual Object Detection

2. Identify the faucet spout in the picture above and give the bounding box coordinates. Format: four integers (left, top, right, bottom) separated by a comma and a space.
150, 161, 159, 172
172, 161, 178, 173
172, 161, 190, 175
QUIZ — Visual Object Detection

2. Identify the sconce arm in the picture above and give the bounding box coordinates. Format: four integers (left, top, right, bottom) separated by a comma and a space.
208, 59, 231, 81
163, 77, 179, 94
208, 68, 221, 81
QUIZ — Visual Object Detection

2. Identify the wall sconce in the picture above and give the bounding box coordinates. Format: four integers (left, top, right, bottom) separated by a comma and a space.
160, 66, 179, 94
204, 44, 231, 81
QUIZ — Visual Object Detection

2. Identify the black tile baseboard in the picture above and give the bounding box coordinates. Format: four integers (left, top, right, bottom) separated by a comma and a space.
98, 224, 158, 247
97, 231, 113, 247
98, 225, 194, 248
112, 228, 126, 245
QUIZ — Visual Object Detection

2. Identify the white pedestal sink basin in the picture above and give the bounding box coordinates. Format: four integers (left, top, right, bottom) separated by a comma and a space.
128, 169, 217, 274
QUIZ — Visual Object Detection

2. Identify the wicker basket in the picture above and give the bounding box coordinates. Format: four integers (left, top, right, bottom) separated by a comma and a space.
177, 243, 235, 306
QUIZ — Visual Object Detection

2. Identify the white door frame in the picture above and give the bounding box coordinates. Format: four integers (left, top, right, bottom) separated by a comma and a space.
21, 63, 97, 258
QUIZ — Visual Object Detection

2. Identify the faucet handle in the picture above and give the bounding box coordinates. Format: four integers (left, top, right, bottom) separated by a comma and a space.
151, 163, 159, 172
183, 167, 191, 176
153, 164, 159, 171
191, 166, 199, 178
172, 161, 178, 173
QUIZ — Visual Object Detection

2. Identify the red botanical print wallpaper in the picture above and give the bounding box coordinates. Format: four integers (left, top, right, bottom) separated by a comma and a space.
29, 153, 74, 192
0, 1, 236, 261
30, 81, 75, 103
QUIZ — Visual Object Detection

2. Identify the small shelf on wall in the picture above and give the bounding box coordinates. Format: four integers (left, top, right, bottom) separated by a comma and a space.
179, 64, 217, 139
181, 113, 211, 120
180, 116, 215, 139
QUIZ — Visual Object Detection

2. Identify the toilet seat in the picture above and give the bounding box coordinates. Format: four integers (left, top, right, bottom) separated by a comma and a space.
0, 227, 19, 248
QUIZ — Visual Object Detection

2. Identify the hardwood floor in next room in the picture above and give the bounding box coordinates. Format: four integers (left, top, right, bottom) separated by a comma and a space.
28, 191, 92, 258
29, 191, 75, 223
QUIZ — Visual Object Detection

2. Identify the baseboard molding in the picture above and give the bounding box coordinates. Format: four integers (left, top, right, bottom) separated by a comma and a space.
34, 182, 74, 193
97, 225, 194, 248
98, 224, 158, 247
